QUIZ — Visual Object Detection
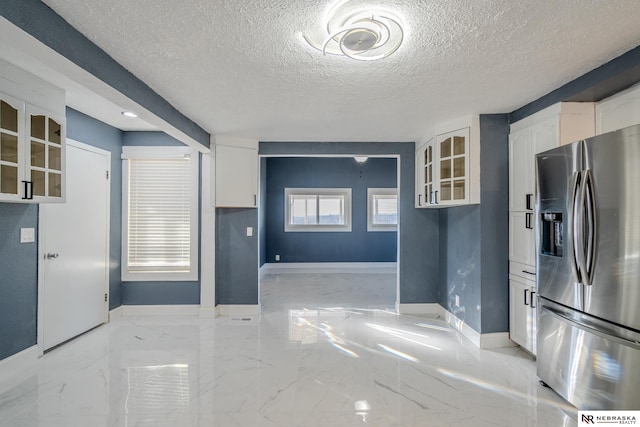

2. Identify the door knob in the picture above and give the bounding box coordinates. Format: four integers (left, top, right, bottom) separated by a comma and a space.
45, 253, 59, 259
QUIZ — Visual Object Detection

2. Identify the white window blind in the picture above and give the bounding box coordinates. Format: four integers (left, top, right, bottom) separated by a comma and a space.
122, 148, 198, 280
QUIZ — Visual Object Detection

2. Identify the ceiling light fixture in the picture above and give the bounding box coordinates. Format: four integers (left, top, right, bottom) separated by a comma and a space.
121, 111, 138, 118
354, 156, 368, 163
303, 0, 404, 61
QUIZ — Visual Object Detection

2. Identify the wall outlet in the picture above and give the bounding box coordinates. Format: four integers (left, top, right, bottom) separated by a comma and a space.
275, 255, 280, 261
455, 295, 460, 307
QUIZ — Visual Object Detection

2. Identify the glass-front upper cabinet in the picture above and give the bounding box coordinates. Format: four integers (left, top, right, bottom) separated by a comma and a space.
27, 105, 65, 200
0, 93, 25, 201
436, 128, 469, 204
0, 91, 65, 203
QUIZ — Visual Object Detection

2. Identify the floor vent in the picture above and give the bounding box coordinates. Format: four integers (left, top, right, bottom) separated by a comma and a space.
228, 317, 254, 323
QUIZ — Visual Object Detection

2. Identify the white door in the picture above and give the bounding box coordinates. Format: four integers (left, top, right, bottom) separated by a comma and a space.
39, 140, 110, 351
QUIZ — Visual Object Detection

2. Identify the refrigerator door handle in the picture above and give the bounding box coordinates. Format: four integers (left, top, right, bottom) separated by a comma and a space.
583, 170, 596, 286
541, 304, 640, 350
570, 171, 583, 284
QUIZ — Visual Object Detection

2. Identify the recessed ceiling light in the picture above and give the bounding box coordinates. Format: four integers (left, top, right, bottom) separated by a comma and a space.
121, 111, 138, 118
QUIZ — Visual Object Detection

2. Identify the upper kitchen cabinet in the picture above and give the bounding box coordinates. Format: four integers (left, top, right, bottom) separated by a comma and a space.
595, 83, 640, 135
415, 116, 480, 208
509, 102, 594, 211
0, 59, 66, 203
214, 136, 258, 208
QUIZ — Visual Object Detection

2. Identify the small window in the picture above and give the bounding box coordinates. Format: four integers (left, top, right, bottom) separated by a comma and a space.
368, 188, 398, 231
122, 146, 198, 281
285, 188, 352, 232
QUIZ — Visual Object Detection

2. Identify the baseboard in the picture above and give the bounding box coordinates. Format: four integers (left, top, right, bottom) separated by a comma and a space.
436, 305, 515, 349
199, 306, 218, 318
398, 303, 440, 315
217, 304, 260, 316
0, 345, 38, 384
121, 305, 200, 316
109, 306, 123, 322
261, 262, 397, 275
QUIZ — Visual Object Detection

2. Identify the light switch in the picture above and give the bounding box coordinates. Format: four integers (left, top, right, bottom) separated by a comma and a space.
246, 226, 253, 237
20, 228, 35, 243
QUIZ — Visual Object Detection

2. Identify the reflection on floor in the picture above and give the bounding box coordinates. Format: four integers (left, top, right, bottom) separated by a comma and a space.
0, 269, 576, 426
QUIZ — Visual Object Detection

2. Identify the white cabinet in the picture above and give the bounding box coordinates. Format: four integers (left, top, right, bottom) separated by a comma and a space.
415, 116, 480, 208
509, 276, 537, 354
595, 82, 640, 135
509, 211, 535, 266
508, 102, 594, 354
1, 59, 66, 203
214, 136, 258, 208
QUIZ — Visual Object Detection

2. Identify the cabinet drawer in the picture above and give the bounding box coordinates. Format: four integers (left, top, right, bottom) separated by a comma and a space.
509, 261, 537, 281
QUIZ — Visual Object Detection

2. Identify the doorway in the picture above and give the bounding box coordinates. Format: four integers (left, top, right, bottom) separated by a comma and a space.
38, 139, 110, 353
258, 155, 401, 311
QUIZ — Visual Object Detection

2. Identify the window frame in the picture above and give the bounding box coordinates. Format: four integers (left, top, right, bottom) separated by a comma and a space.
367, 188, 398, 232
284, 187, 352, 232
121, 146, 199, 281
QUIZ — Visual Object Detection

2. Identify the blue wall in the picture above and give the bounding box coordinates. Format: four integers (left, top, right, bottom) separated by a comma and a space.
260, 142, 440, 304
216, 208, 259, 305
0, 204, 38, 360
120, 131, 201, 305
66, 108, 123, 309
265, 157, 397, 263
438, 115, 510, 334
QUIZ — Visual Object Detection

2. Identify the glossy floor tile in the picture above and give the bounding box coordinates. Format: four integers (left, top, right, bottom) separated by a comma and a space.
0, 269, 577, 426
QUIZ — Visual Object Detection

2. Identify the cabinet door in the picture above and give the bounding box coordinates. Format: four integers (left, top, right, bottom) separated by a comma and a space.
415, 144, 426, 208
509, 129, 532, 211
509, 211, 535, 266
26, 105, 66, 202
215, 144, 258, 208
0, 92, 25, 201
435, 128, 469, 206
509, 276, 537, 354
509, 277, 529, 349
532, 117, 559, 155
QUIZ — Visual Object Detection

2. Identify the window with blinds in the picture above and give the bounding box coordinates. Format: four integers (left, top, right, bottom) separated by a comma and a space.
367, 188, 398, 231
122, 147, 198, 281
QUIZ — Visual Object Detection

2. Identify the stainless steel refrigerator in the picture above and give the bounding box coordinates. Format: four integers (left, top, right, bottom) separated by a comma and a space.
536, 123, 640, 410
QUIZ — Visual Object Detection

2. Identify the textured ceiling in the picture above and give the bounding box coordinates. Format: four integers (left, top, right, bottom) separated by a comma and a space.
41, 0, 640, 142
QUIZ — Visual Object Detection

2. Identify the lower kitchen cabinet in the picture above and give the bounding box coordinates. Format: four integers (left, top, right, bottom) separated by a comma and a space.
509, 275, 537, 355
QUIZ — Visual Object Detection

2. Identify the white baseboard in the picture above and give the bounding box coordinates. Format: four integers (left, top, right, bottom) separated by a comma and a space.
218, 304, 260, 316
0, 345, 38, 384
199, 306, 218, 318
109, 306, 123, 322
261, 262, 397, 275
121, 305, 200, 317
398, 303, 440, 315
436, 305, 515, 349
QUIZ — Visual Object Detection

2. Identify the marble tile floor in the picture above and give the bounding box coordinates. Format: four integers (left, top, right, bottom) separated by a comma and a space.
0, 269, 577, 426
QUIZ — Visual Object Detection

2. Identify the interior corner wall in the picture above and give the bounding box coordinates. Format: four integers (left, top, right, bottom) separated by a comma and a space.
66, 108, 124, 309
479, 114, 510, 333
259, 142, 439, 304
264, 157, 397, 263
0, 204, 38, 361
437, 115, 510, 334
120, 131, 200, 305
259, 157, 267, 267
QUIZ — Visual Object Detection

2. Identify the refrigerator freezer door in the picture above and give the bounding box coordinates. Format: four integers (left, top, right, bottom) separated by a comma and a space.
537, 298, 640, 410
536, 142, 583, 311
582, 124, 640, 331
